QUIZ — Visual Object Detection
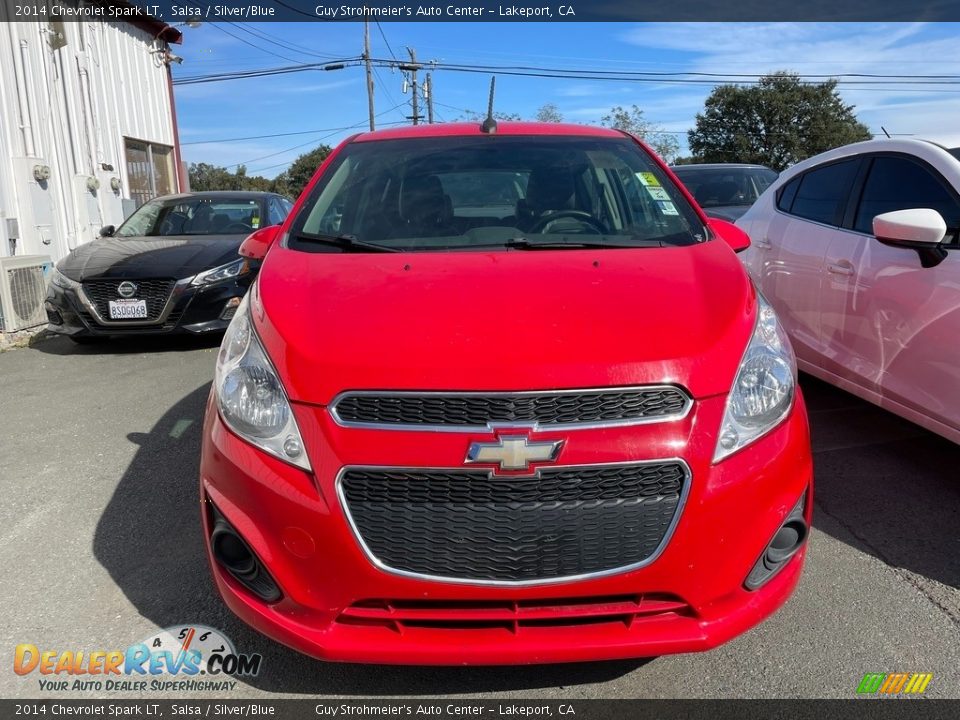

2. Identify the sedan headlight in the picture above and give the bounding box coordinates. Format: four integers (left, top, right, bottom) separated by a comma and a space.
713, 293, 796, 463
214, 293, 311, 471
192, 258, 250, 286
51, 267, 79, 290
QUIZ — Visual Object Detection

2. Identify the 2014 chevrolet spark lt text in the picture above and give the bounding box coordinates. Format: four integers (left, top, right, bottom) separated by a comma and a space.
199, 122, 813, 665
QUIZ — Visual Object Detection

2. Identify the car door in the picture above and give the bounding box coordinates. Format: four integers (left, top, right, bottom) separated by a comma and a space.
821, 153, 960, 433
750, 158, 861, 365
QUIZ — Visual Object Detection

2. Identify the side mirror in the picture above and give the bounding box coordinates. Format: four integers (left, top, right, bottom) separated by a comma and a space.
99, 225, 115, 237
709, 218, 751, 253
873, 209, 948, 268
239, 224, 282, 261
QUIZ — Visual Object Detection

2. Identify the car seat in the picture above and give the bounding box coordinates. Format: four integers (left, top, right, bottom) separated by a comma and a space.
400, 175, 454, 236
516, 166, 576, 230
695, 180, 741, 207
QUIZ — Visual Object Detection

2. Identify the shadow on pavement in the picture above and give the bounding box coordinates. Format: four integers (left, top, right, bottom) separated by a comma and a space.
33, 333, 224, 357
801, 374, 960, 594
92, 383, 646, 695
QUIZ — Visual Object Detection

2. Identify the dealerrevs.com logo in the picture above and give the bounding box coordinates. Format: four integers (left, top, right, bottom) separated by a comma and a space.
14, 625, 262, 692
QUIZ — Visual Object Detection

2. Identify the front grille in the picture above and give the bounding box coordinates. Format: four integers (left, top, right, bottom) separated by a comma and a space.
331, 387, 691, 429
340, 462, 688, 583
81, 278, 176, 323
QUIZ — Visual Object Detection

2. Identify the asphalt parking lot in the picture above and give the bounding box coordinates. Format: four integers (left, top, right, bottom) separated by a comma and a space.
1, 334, 957, 699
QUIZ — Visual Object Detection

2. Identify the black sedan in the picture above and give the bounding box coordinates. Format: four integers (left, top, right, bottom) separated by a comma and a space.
45, 192, 292, 342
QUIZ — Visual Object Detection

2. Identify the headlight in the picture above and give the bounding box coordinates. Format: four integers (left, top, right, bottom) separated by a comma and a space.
713, 293, 796, 463
51, 267, 79, 290
192, 258, 250, 286
214, 293, 311, 471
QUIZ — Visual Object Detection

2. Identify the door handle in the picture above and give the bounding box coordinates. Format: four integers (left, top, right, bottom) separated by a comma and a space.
755, 237, 772, 249
827, 261, 854, 276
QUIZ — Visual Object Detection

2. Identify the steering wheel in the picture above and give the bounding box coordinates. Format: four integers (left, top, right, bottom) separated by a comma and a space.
529, 210, 608, 234
224, 222, 253, 233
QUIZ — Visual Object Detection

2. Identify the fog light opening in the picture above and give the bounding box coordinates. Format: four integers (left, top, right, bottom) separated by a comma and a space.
211, 526, 257, 577
220, 297, 242, 321
744, 491, 809, 591
765, 520, 807, 564
208, 504, 282, 603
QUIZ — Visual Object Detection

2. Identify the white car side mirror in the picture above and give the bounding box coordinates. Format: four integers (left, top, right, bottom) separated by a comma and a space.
873, 208, 946, 245
873, 208, 948, 268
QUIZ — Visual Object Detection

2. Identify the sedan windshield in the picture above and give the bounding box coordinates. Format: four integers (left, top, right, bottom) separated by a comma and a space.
289, 135, 707, 252
671, 166, 778, 209
115, 197, 265, 237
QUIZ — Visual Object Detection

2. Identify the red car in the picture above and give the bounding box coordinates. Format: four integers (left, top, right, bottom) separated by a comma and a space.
200, 122, 813, 665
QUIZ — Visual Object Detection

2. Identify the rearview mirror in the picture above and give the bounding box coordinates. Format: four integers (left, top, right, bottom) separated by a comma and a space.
99, 225, 115, 237
239, 225, 282, 261
709, 218, 751, 253
873, 209, 948, 268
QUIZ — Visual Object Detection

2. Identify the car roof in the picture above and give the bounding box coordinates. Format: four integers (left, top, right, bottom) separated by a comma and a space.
671, 164, 774, 171
350, 122, 625, 143
155, 191, 279, 201
777, 138, 960, 184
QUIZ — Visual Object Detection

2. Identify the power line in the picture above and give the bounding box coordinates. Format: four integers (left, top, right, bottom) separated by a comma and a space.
207, 21, 301, 63
175, 57, 960, 88
220, 104, 408, 171
375, 21, 399, 62
228, 23, 344, 60
183, 123, 385, 146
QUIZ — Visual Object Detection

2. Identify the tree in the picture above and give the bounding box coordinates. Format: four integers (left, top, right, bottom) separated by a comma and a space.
687, 72, 872, 171
457, 110, 523, 123
279, 144, 332, 198
600, 105, 680, 163
187, 163, 274, 193
535, 103, 563, 123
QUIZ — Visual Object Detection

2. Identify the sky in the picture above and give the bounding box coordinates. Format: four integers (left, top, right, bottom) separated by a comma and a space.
171, 22, 960, 178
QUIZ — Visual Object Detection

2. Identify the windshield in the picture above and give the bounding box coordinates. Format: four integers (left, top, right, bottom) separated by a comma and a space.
671, 166, 778, 209
115, 197, 266, 237
289, 135, 707, 252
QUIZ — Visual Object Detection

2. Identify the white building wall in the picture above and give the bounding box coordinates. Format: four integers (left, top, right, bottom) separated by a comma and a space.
0, 18, 179, 262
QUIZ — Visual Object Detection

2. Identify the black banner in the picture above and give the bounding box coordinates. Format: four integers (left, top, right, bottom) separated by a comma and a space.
5, 0, 960, 22
4, 700, 960, 720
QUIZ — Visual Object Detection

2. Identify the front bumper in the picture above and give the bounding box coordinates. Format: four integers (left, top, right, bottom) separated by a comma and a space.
200, 390, 812, 665
45, 277, 252, 337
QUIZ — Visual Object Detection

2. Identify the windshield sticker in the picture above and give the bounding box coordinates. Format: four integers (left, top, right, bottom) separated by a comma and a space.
636, 172, 661, 187
658, 200, 680, 216
645, 186, 671, 201
251, 214, 261, 229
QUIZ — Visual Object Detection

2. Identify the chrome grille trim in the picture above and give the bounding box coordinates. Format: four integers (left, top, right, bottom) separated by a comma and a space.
329, 386, 694, 432
76, 277, 193, 327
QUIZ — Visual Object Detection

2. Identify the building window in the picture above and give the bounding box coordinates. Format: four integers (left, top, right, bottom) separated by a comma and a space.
124, 138, 175, 207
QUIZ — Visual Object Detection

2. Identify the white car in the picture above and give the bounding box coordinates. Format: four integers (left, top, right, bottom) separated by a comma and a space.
737, 139, 960, 444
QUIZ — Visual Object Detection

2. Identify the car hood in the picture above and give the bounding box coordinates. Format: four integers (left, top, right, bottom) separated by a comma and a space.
59, 235, 244, 281
255, 241, 757, 404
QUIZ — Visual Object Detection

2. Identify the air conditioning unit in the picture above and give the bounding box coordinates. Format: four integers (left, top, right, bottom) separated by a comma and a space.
0, 255, 53, 333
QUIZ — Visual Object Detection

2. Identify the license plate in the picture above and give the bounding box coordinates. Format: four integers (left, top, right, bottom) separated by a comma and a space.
108, 299, 148, 320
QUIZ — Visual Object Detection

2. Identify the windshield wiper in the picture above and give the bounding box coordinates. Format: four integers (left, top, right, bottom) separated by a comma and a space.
293, 232, 400, 253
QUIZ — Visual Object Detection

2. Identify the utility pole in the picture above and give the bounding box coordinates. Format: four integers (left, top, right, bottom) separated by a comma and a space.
363, 20, 375, 130
425, 72, 434, 124
407, 47, 420, 125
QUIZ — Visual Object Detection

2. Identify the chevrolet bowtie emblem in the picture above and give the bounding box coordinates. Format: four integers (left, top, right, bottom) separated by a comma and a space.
465, 436, 563, 472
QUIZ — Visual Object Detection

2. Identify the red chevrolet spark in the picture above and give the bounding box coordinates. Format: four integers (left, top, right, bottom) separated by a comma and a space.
199, 122, 813, 665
